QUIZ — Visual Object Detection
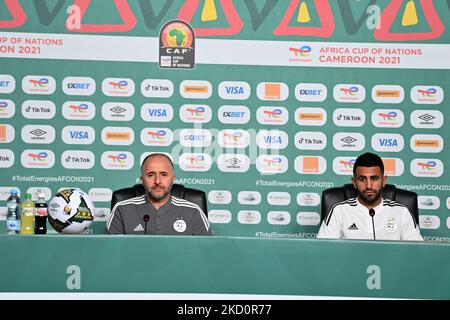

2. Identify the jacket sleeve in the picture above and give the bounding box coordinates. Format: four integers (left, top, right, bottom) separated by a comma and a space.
400, 207, 423, 241
316, 207, 342, 239
106, 205, 125, 234
192, 208, 212, 236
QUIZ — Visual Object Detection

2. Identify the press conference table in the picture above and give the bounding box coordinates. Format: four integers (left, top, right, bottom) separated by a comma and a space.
0, 235, 449, 299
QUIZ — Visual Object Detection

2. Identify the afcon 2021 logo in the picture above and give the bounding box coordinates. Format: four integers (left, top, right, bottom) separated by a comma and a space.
161, 21, 193, 49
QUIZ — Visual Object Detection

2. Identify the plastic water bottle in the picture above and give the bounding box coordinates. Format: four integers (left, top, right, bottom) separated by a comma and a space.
6, 189, 21, 234
20, 193, 35, 235
34, 193, 47, 234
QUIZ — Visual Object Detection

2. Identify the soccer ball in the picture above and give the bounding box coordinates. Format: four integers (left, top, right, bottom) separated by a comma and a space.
48, 189, 95, 234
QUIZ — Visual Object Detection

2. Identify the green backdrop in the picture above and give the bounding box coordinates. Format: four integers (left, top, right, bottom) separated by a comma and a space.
1, 1, 449, 239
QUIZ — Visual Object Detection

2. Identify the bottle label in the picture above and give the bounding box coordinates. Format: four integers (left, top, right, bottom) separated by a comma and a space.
36, 208, 48, 217
22, 207, 34, 216
7, 202, 17, 210
6, 220, 20, 231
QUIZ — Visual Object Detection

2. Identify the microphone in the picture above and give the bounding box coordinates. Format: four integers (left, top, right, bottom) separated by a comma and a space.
143, 214, 149, 235
369, 208, 376, 240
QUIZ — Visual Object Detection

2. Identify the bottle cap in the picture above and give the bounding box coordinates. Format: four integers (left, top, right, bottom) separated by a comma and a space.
25, 193, 32, 199
10, 188, 18, 194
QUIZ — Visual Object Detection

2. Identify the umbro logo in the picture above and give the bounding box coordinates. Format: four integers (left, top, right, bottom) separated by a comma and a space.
134, 224, 144, 232
111, 106, 126, 114
341, 136, 357, 144
348, 223, 358, 230
418, 114, 435, 122
226, 158, 242, 165
30, 129, 47, 137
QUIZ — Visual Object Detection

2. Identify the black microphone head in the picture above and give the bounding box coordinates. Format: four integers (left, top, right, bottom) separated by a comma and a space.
369, 208, 375, 217
143, 214, 150, 222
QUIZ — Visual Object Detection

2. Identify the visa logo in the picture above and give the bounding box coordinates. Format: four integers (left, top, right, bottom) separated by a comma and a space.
378, 138, 398, 147
264, 136, 282, 144
70, 131, 89, 139
225, 86, 244, 95
148, 109, 167, 117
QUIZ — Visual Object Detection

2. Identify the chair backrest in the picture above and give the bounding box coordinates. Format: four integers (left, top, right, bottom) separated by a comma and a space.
110, 183, 208, 215
321, 183, 418, 224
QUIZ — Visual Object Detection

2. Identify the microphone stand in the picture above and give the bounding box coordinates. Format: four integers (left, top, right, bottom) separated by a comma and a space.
143, 214, 149, 235
369, 209, 376, 240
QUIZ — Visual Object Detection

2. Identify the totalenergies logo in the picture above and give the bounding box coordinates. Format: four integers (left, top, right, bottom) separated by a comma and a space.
289, 45, 311, 57
187, 155, 205, 165
378, 111, 397, 121
224, 131, 242, 142
257, 155, 288, 174
411, 86, 443, 104
180, 153, 211, 171
340, 158, 356, 169
417, 161, 436, 171
412, 159, 443, 177
417, 88, 436, 98
108, 153, 127, 163
69, 103, 89, 113
263, 108, 282, 118
28, 151, 48, 161
29, 78, 48, 88
109, 80, 128, 90
264, 157, 282, 168
147, 130, 167, 140
102, 78, 134, 97
186, 106, 205, 116
340, 86, 358, 96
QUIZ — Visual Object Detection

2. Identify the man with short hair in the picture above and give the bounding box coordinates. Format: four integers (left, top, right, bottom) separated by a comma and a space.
317, 152, 422, 241
107, 153, 212, 235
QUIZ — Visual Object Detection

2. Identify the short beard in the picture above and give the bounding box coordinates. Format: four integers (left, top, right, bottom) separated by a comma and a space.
148, 189, 170, 202
358, 189, 382, 206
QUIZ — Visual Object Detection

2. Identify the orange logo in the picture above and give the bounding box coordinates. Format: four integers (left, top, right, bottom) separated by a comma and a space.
264, 83, 281, 100
303, 156, 319, 173
0, 125, 6, 142
382, 158, 396, 176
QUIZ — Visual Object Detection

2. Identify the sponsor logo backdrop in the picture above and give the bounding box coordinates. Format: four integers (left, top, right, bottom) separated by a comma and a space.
0, 1, 449, 240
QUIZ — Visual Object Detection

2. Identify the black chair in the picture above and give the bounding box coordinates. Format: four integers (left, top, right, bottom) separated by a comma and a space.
110, 183, 207, 215
321, 184, 418, 224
